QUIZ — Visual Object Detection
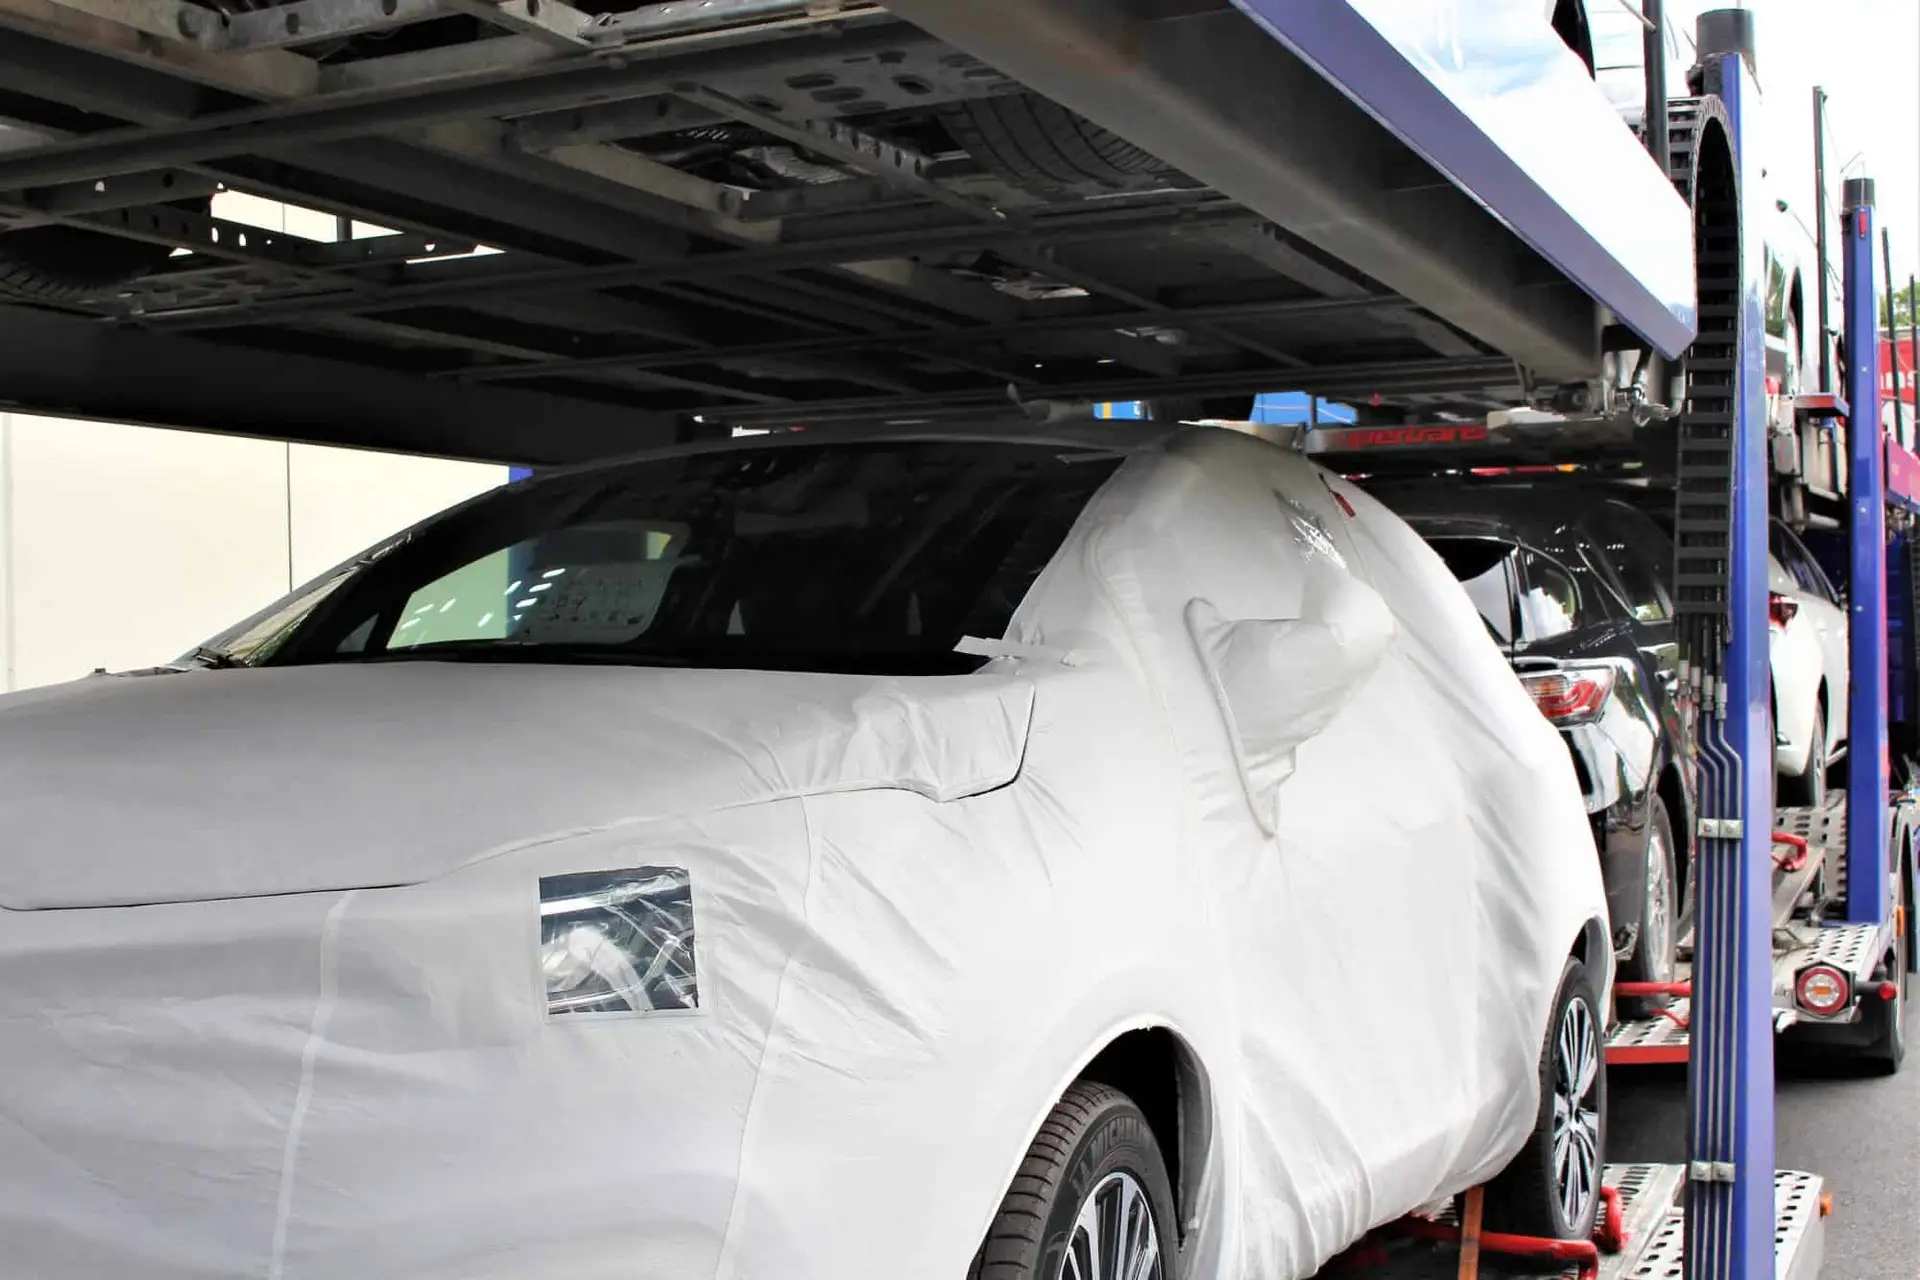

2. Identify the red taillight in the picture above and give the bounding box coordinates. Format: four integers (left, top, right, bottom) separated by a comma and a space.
1769, 593, 1798, 628
1795, 964, 1851, 1017
1519, 667, 1615, 726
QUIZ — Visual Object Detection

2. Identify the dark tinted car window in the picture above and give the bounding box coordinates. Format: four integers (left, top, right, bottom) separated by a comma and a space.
261, 440, 1123, 676
1771, 521, 1838, 603
1519, 550, 1585, 641
1427, 537, 1520, 646
1590, 501, 1674, 622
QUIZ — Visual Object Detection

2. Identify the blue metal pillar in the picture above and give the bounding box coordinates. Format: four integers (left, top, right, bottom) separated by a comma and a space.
1841, 179, 1891, 924
1684, 47, 1776, 1280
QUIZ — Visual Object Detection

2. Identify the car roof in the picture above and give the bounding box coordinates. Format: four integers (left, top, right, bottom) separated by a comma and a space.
1363, 478, 1631, 545
530, 416, 1187, 487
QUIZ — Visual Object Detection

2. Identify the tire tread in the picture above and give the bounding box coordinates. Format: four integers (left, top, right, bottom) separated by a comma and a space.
971, 1081, 1169, 1278
940, 94, 1171, 199
1481, 956, 1606, 1248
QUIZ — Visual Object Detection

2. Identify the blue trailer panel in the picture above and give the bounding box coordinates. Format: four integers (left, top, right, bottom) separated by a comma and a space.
1232, 0, 1697, 356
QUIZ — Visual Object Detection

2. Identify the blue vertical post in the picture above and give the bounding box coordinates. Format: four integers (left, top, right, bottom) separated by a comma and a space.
1841, 179, 1891, 924
1685, 37, 1776, 1280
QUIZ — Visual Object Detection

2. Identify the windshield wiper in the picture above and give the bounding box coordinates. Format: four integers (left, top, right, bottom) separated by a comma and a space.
180, 646, 242, 670
323, 642, 693, 668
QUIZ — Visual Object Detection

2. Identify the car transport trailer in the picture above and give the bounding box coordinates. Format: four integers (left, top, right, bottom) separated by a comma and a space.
0, 0, 1894, 1277
1289, 47, 1915, 1280
1298, 167, 1916, 1096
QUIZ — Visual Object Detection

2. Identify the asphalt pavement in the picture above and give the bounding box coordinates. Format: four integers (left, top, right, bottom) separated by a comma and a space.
1608, 997, 1920, 1279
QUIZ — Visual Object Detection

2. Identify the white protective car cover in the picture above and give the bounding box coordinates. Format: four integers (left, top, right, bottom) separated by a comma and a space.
0, 425, 1606, 1280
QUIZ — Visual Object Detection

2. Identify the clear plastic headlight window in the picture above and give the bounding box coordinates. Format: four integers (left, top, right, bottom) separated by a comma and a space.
538, 867, 699, 1018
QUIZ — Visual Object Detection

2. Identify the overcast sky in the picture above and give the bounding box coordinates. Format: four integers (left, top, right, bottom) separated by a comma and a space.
1744, 0, 1920, 285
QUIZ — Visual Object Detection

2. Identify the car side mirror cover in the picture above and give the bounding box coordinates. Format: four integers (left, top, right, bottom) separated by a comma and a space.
1186, 570, 1396, 834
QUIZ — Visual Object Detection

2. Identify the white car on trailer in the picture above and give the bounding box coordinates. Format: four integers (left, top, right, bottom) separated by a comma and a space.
0, 423, 1610, 1280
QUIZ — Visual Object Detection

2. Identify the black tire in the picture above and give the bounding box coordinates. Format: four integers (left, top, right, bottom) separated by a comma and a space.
970, 1081, 1176, 1280
1860, 878, 1908, 1076
1616, 797, 1679, 1021
941, 93, 1179, 200
1145, 395, 1257, 424
1779, 703, 1827, 809
1483, 956, 1606, 1247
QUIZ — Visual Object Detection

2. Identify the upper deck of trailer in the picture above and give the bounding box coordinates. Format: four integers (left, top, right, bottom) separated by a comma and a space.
0, 0, 1694, 461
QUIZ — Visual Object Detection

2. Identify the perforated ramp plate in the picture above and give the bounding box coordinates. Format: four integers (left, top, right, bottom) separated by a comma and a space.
1613, 1170, 1826, 1280
1310, 1165, 1826, 1279
1606, 1000, 1692, 1065
1677, 797, 1845, 961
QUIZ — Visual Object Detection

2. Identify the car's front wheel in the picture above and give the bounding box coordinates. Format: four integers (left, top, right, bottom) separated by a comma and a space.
970, 1081, 1176, 1280
1483, 955, 1606, 1247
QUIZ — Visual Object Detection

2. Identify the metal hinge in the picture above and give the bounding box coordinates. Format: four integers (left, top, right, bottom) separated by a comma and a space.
1698, 817, 1745, 841
1689, 1161, 1738, 1184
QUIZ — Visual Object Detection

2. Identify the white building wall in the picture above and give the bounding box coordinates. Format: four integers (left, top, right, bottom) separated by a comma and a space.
0, 415, 505, 692
0, 191, 512, 692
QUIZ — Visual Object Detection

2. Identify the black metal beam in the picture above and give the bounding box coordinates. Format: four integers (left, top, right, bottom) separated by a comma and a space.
880, 0, 1600, 379
0, 21, 928, 190
147, 198, 1261, 328
0, 28, 691, 264
455, 291, 1399, 382
709, 355, 1516, 424
0, 303, 677, 462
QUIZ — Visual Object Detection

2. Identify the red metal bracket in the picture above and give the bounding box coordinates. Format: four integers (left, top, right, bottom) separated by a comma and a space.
1330, 1182, 1628, 1277
1393, 1219, 1600, 1280
1594, 1186, 1627, 1255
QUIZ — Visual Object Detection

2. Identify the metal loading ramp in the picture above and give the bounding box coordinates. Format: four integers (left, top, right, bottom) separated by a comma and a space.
0, 0, 1688, 460
1605, 796, 1905, 1068
1312, 1166, 1827, 1280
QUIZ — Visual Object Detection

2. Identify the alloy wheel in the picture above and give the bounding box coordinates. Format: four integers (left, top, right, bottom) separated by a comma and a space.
1059, 1171, 1164, 1280
1551, 996, 1602, 1229
1644, 825, 1675, 982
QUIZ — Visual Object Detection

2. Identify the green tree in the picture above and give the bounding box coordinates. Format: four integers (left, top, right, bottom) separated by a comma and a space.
1887, 281, 1920, 331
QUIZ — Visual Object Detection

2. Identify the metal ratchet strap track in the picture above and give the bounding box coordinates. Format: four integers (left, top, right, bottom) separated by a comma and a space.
1665, 93, 1748, 1278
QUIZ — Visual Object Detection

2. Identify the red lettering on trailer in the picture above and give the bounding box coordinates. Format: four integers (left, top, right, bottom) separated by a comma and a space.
1329, 424, 1491, 449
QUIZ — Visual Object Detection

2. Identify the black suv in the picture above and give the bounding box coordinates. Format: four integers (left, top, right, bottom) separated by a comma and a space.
1370, 481, 1694, 1014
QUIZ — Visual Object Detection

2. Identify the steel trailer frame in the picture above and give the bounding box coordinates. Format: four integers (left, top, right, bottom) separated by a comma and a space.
0, 2, 1901, 1279
1201, 31, 1916, 1280
0, 0, 1702, 459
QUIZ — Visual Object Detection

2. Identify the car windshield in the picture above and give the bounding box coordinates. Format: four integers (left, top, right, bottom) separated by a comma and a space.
229, 439, 1124, 677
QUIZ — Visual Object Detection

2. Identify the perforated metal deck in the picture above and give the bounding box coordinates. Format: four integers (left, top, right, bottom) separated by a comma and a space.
1611, 1170, 1827, 1280
1608, 793, 1893, 1064
1315, 1165, 1827, 1279
1605, 1000, 1693, 1065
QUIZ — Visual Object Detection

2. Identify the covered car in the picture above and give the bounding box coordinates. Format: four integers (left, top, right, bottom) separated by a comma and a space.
0, 423, 1609, 1280
1367, 479, 1692, 1018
